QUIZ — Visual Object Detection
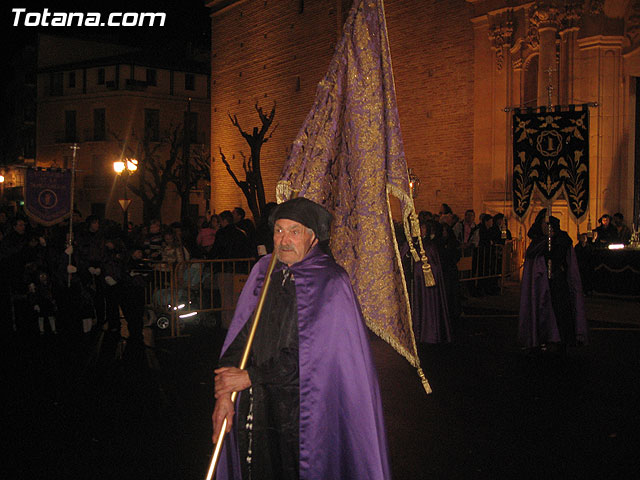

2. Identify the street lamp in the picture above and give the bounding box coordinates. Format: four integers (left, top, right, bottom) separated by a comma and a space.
113, 158, 137, 229
0, 173, 5, 205
408, 168, 420, 199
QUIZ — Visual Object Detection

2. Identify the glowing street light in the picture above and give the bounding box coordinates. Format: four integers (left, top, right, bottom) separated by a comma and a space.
113, 158, 137, 229
408, 168, 420, 198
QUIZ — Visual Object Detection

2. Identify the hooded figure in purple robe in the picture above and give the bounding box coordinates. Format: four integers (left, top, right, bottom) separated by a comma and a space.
212, 197, 391, 480
401, 220, 451, 344
518, 209, 588, 350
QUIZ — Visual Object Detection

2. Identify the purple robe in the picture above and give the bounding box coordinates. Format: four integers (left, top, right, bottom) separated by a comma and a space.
518, 247, 588, 348
411, 244, 451, 343
216, 246, 391, 480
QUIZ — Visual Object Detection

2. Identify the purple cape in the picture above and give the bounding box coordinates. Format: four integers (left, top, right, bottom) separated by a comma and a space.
411, 244, 452, 344
216, 246, 391, 480
518, 247, 588, 348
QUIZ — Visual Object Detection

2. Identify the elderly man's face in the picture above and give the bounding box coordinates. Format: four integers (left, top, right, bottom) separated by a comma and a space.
273, 219, 317, 266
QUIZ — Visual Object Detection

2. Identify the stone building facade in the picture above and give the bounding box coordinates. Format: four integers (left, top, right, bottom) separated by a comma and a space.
35, 34, 210, 225
472, 0, 640, 238
209, 0, 640, 239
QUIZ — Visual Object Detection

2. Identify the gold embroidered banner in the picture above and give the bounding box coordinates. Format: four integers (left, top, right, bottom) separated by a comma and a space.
513, 107, 590, 221
276, 0, 431, 392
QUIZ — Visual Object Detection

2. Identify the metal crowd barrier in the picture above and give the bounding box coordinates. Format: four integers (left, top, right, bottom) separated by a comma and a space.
143, 258, 256, 337
456, 240, 521, 293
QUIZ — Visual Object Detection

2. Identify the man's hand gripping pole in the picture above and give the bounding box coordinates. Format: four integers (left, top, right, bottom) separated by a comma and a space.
205, 251, 279, 480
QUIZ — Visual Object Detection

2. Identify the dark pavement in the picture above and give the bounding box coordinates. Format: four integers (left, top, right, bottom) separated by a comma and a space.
4, 289, 640, 479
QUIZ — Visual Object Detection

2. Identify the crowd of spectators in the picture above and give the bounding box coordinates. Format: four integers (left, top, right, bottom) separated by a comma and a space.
591, 212, 633, 247
574, 212, 635, 296
0, 204, 271, 339
415, 204, 514, 295
396, 203, 518, 344
3, 199, 632, 340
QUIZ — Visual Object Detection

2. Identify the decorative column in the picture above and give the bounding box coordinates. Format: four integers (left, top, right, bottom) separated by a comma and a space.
558, 2, 584, 105
531, 3, 561, 106
488, 13, 514, 73
488, 11, 515, 195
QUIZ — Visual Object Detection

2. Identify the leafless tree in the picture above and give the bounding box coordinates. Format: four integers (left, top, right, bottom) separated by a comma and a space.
219, 102, 277, 222
167, 132, 211, 225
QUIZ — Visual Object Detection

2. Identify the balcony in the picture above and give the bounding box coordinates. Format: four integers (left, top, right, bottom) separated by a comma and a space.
125, 79, 148, 91
83, 129, 106, 142
52, 130, 107, 144
53, 130, 78, 144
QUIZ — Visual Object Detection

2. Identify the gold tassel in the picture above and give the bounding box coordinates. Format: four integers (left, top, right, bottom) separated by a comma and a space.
417, 367, 432, 394
415, 233, 435, 287
421, 260, 435, 287
403, 209, 421, 262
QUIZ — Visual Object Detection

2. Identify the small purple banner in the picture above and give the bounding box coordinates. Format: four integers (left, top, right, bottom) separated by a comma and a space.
24, 168, 72, 226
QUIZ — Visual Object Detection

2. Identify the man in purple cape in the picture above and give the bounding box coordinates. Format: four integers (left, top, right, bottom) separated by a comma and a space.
518, 209, 588, 351
212, 198, 391, 480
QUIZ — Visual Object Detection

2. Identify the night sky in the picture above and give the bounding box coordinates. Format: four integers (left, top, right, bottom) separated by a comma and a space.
1, 2, 211, 159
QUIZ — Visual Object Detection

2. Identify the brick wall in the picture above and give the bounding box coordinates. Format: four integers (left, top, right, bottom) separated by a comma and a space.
385, 0, 475, 216
210, 0, 475, 220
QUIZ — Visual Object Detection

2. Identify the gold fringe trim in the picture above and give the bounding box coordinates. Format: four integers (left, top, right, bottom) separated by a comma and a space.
386, 183, 432, 394
366, 320, 419, 368
387, 183, 435, 287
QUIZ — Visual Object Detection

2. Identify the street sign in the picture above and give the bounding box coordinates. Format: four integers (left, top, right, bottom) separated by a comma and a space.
118, 199, 132, 211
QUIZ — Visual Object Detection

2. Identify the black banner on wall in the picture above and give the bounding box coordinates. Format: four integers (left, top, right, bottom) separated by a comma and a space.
512, 106, 589, 221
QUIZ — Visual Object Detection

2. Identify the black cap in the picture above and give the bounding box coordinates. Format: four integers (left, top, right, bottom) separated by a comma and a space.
269, 197, 332, 242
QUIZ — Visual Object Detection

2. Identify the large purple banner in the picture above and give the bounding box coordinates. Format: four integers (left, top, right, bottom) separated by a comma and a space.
276, 0, 431, 392
24, 168, 72, 226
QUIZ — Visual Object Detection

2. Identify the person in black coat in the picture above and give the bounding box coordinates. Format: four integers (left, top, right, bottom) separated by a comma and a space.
574, 233, 594, 295
437, 222, 462, 323
210, 210, 256, 260
594, 214, 617, 247
119, 247, 150, 349
255, 202, 278, 256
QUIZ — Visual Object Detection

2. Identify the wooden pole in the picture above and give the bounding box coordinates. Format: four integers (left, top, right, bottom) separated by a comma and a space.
205, 193, 297, 480
205, 251, 278, 480
67, 143, 78, 287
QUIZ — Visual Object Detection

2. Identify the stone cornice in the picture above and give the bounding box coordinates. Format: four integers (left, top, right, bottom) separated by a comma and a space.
530, 2, 563, 30
471, 2, 533, 24
488, 10, 515, 70
207, 0, 250, 17
626, 1, 640, 48
577, 35, 625, 49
